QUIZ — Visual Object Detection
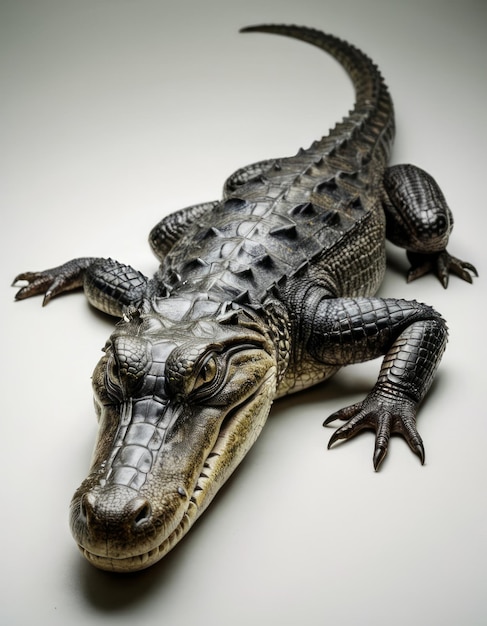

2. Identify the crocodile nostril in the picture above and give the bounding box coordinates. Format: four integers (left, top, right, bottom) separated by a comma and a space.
132, 498, 152, 527
75, 490, 153, 532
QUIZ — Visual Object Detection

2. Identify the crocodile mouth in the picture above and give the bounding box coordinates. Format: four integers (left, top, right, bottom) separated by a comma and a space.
77, 369, 276, 572
77, 448, 217, 572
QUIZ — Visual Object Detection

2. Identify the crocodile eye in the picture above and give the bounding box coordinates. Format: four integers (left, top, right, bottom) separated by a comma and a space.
193, 354, 219, 394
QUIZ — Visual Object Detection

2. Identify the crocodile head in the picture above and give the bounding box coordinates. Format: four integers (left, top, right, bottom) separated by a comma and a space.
69, 308, 277, 572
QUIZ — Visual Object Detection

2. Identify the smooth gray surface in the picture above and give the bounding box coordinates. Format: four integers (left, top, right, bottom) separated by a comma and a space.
2, 1, 486, 624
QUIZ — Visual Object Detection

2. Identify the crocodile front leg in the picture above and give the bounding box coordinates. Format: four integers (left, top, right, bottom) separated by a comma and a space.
14, 200, 220, 311
382, 164, 478, 287
304, 296, 448, 469
13, 258, 148, 316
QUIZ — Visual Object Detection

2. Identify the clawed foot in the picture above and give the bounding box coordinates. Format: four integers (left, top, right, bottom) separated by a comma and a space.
407, 250, 478, 289
12, 258, 93, 305
324, 390, 424, 470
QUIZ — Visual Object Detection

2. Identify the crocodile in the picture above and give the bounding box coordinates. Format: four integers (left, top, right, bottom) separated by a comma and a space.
13, 25, 477, 573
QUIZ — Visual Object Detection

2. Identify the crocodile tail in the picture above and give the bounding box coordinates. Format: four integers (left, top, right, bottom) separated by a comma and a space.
240, 24, 388, 112
240, 24, 394, 165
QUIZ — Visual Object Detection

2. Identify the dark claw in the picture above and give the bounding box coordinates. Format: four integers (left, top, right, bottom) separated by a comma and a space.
439, 271, 449, 290
413, 442, 425, 465
326, 409, 374, 451
12, 258, 92, 305
323, 402, 361, 426
458, 270, 473, 285
324, 391, 424, 469
407, 250, 478, 288
12, 274, 28, 286
13, 273, 54, 302
462, 261, 478, 277
437, 254, 449, 288
407, 263, 431, 284
373, 445, 387, 471
393, 412, 425, 464
323, 414, 338, 427
327, 429, 344, 449
450, 261, 476, 284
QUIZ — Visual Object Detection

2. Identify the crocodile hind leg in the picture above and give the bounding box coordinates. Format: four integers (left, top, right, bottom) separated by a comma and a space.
13, 258, 149, 317
382, 164, 477, 287
304, 295, 448, 469
149, 200, 219, 261
223, 158, 279, 197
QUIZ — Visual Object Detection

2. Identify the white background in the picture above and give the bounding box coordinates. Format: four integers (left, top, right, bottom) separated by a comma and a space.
1, 1, 486, 624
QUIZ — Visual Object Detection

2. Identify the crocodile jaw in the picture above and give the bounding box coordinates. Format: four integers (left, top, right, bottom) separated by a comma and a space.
71, 367, 277, 573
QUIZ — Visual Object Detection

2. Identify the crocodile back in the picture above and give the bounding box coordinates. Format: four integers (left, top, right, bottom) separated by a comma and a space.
158, 26, 394, 306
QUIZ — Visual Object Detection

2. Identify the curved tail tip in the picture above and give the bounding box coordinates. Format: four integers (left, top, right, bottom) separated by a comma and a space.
239, 25, 263, 34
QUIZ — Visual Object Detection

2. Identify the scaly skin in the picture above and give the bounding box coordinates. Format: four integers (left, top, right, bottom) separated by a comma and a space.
13, 25, 476, 572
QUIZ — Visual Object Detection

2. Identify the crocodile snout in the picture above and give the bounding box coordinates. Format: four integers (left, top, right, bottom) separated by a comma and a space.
70, 484, 162, 565
80, 490, 153, 530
